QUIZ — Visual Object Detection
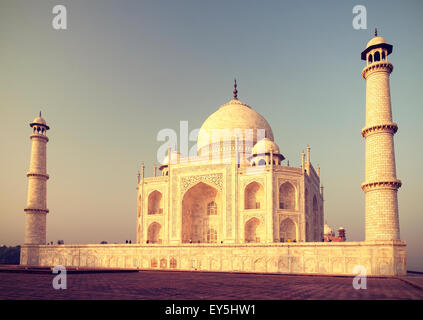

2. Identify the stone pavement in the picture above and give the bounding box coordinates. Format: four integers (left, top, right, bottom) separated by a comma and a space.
0, 270, 422, 300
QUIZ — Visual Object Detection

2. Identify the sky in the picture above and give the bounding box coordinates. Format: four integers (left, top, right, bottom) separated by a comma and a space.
0, 0, 422, 270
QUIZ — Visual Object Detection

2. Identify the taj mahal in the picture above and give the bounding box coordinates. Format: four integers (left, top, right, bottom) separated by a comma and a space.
20, 32, 407, 276
138, 81, 323, 247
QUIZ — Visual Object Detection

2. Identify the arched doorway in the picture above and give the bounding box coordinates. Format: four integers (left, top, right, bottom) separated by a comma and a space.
170, 258, 177, 269
305, 188, 310, 241
148, 190, 163, 215
279, 218, 296, 242
147, 222, 161, 244
245, 218, 260, 243
279, 182, 295, 210
313, 195, 319, 241
244, 181, 264, 210
182, 182, 220, 243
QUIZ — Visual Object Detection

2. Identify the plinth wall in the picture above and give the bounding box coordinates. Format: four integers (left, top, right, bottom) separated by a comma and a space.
20, 241, 406, 276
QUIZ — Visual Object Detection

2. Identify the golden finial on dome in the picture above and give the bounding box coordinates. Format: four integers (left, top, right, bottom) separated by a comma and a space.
233, 79, 238, 100
375, 28, 378, 37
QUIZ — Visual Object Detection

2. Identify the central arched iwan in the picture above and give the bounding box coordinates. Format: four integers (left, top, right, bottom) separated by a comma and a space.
182, 182, 220, 243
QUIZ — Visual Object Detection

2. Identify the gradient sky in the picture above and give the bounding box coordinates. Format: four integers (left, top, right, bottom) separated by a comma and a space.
1, 0, 422, 270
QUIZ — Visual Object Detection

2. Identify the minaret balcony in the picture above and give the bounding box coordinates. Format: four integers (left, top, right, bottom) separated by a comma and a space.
24, 207, 49, 214
361, 179, 402, 191
362, 61, 393, 79
361, 123, 398, 138
26, 172, 49, 179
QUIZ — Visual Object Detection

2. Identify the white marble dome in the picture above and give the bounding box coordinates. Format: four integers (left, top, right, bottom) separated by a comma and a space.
252, 138, 280, 155
30, 114, 49, 130
197, 98, 274, 155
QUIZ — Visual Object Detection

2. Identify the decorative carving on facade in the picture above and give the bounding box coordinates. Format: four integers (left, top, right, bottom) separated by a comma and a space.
243, 214, 264, 223
242, 178, 265, 189
180, 173, 223, 194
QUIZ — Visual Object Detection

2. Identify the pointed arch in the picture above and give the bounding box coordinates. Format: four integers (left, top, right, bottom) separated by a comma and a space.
147, 222, 162, 244
148, 190, 163, 215
182, 182, 220, 243
245, 217, 260, 243
305, 188, 310, 241
313, 195, 319, 241
244, 181, 264, 210
374, 51, 380, 62
151, 258, 158, 268
279, 182, 296, 210
305, 188, 309, 215
313, 195, 318, 215
279, 218, 296, 242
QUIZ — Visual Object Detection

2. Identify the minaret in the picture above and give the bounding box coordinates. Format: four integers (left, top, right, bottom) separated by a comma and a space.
361, 30, 402, 241
24, 112, 50, 245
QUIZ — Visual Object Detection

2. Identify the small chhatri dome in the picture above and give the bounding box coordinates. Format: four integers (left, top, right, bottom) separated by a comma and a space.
324, 223, 333, 235
361, 29, 393, 60
30, 111, 49, 129
252, 138, 280, 155
160, 151, 182, 167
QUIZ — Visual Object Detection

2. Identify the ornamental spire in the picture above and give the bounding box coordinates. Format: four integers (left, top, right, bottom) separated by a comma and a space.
374, 27, 378, 37
233, 79, 238, 100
